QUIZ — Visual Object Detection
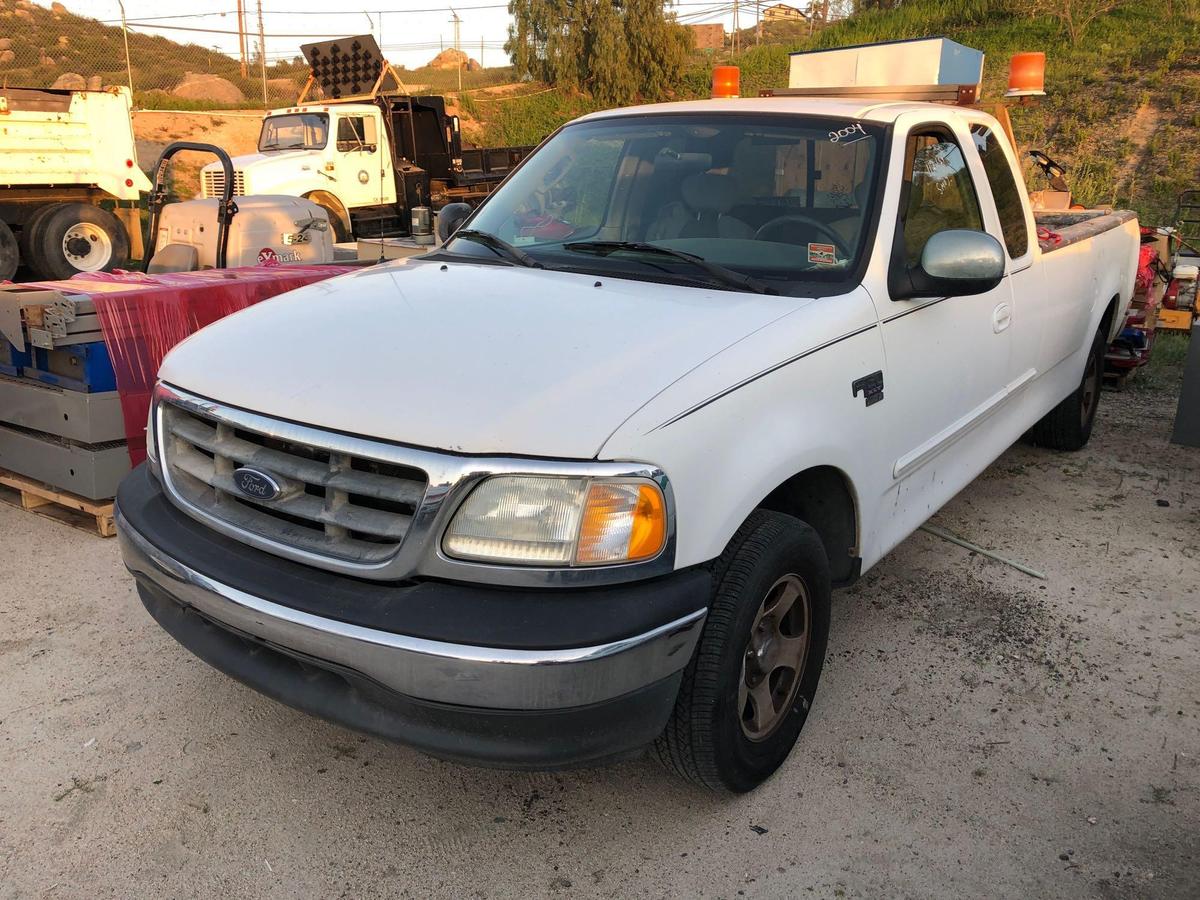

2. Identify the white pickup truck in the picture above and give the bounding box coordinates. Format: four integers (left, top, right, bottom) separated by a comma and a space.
116, 96, 1138, 791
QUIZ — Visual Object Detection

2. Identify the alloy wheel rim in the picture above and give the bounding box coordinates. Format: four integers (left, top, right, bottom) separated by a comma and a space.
61, 222, 113, 271
738, 573, 811, 741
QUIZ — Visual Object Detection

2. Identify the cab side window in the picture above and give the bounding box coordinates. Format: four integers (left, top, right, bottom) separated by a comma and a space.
901, 132, 984, 266
336, 116, 377, 153
969, 125, 1029, 258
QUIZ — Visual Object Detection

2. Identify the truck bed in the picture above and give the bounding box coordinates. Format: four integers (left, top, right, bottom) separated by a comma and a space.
1035, 209, 1138, 253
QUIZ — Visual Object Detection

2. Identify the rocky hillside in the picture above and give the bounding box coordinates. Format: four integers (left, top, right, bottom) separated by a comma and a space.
0, 0, 307, 106
470, 0, 1200, 224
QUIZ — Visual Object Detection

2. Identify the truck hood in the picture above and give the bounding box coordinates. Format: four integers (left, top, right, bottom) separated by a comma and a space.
202, 149, 321, 173
159, 260, 809, 458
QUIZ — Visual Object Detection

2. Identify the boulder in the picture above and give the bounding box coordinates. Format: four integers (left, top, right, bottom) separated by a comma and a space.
426, 48, 481, 71
57, 35, 68, 46
172, 72, 244, 103
51, 1, 67, 12
0, 49, 13, 65
86, 74, 101, 90
0, 38, 12, 51
51, 72, 86, 90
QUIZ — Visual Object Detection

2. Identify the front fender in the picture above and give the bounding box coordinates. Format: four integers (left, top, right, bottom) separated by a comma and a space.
598, 289, 888, 570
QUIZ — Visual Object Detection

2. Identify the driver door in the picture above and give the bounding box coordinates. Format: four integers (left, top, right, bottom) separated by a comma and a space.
866, 119, 1016, 555
334, 113, 389, 207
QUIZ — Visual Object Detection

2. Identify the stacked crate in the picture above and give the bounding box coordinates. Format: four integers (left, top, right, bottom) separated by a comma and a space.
0, 285, 130, 504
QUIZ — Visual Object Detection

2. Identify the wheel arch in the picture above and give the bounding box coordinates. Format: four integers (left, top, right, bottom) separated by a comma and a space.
755, 464, 860, 588
1098, 293, 1122, 343
302, 190, 351, 239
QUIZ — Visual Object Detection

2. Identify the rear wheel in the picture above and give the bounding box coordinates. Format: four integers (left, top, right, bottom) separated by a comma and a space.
27, 203, 129, 281
0, 221, 17, 281
655, 509, 831, 792
1028, 326, 1105, 451
18, 203, 60, 271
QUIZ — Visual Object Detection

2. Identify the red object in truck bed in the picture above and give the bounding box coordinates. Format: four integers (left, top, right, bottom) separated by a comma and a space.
24, 265, 354, 466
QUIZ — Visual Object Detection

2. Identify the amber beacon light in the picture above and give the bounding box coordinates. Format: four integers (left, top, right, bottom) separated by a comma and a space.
711, 65, 740, 99
1006, 52, 1046, 98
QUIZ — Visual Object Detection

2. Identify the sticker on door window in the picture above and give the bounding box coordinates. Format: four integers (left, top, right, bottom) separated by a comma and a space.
808, 242, 837, 266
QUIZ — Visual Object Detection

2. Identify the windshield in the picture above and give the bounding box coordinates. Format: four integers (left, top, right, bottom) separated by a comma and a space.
452, 114, 884, 294
258, 113, 329, 151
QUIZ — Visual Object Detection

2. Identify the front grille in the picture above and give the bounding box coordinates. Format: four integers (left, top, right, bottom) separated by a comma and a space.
160, 402, 428, 563
200, 170, 246, 198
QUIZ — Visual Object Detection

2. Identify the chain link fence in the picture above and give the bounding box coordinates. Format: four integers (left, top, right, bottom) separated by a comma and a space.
0, 1, 309, 108
0, 1, 521, 110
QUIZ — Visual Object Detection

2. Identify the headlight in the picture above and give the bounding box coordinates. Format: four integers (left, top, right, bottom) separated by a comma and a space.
443, 475, 667, 567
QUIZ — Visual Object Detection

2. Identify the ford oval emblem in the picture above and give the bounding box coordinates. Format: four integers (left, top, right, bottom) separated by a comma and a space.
232, 467, 282, 501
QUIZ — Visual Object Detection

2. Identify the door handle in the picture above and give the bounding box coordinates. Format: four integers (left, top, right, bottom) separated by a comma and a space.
992, 302, 1012, 333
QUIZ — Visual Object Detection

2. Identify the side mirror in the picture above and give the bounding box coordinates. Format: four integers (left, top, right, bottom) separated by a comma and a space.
436, 202, 473, 243
893, 230, 1006, 299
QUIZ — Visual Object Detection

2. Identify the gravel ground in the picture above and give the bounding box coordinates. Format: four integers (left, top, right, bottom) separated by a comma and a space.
1, 367, 1197, 899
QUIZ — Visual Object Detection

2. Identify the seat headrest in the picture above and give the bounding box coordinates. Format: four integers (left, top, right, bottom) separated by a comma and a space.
682, 173, 740, 215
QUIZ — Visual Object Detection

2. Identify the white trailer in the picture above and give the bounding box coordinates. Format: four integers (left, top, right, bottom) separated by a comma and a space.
0, 86, 150, 281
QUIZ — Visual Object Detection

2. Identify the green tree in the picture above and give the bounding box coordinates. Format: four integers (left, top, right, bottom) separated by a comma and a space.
506, 0, 692, 102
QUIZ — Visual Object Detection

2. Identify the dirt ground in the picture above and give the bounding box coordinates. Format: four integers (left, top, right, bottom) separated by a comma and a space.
1, 358, 1197, 899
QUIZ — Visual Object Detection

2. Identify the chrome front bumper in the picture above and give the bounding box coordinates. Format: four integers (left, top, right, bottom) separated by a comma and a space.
117, 506, 705, 712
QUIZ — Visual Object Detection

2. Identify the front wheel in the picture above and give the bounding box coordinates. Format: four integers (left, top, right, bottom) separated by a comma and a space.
1028, 326, 1105, 451
27, 203, 130, 280
655, 510, 831, 792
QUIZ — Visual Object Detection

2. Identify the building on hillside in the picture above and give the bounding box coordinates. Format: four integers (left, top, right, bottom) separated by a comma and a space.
689, 24, 725, 51
763, 3, 807, 21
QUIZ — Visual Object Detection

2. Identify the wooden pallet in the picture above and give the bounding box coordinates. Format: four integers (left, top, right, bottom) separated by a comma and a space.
0, 468, 115, 537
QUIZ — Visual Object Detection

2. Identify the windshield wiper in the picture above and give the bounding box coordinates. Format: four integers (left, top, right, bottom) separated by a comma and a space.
453, 229, 544, 268
562, 241, 776, 295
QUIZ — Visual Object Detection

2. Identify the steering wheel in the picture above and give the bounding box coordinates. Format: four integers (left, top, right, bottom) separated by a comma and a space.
754, 215, 851, 260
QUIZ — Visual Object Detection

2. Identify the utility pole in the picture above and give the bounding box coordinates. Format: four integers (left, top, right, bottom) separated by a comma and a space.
481, 36, 485, 69
732, 0, 740, 54
236, 0, 248, 78
256, 0, 267, 107
449, 8, 462, 92
756, 0, 762, 46
117, 0, 134, 96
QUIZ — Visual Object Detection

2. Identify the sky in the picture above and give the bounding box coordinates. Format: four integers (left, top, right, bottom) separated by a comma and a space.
74, 0, 760, 71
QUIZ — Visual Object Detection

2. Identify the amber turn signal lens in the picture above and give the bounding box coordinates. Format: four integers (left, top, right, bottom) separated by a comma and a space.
576, 482, 667, 565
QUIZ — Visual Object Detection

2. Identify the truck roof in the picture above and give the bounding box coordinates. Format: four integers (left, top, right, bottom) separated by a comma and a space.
576, 96, 987, 126
267, 103, 378, 117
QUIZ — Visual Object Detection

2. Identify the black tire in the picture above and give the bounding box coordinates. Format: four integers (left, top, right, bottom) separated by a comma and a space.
27, 203, 130, 281
655, 509, 831, 792
0, 220, 17, 281
18, 203, 61, 268
1028, 326, 1105, 451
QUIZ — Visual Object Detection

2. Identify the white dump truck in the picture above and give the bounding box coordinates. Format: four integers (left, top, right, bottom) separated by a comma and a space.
0, 86, 150, 281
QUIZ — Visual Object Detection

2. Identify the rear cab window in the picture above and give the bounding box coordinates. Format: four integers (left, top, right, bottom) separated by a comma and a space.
968, 124, 1030, 259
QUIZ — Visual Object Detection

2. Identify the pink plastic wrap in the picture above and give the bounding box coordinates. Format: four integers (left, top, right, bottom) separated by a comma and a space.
25, 265, 353, 466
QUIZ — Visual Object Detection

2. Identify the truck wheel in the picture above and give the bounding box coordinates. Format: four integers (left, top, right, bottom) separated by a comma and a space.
27, 203, 130, 281
0, 221, 17, 281
655, 509, 831, 792
18, 203, 60, 268
1028, 327, 1105, 451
